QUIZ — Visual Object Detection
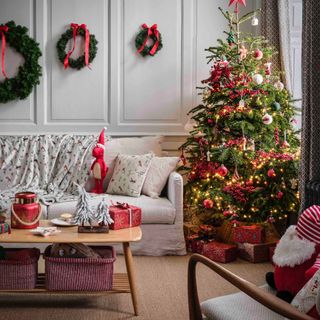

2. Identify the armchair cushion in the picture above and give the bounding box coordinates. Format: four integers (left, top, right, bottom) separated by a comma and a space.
201, 285, 283, 320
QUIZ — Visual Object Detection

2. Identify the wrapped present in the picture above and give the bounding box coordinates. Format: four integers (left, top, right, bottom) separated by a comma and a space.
109, 202, 141, 230
217, 221, 243, 244
264, 223, 280, 243
233, 225, 264, 244
237, 242, 276, 263
201, 241, 237, 263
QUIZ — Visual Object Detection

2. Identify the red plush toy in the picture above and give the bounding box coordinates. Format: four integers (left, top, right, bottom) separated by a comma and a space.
266, 205, 320, 318
90, 128, 108, 194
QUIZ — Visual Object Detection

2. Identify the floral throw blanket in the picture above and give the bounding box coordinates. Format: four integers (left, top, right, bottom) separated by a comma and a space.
0, 134, 95, 211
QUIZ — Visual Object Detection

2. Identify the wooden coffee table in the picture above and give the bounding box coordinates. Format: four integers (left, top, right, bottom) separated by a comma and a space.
0, 220, 142, 316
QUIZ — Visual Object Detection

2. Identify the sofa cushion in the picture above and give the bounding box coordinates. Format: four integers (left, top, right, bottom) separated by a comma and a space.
85, 136, 163, 192
47, 194, 176, 224
106, 153, 153, 197
201, 285, 283, 320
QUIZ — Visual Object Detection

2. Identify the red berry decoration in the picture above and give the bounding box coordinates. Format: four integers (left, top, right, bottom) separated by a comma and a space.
217, 164, 228, 177
253, 49, 263, 60
203, 199, 214, 209
267, 169, 276, 178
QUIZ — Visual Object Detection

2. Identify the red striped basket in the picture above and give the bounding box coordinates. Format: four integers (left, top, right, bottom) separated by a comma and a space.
0, 248, 40, 289
44, 246, 116, 291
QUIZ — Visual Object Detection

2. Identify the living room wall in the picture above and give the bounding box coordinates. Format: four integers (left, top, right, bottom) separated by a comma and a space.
0, 0, 257, 136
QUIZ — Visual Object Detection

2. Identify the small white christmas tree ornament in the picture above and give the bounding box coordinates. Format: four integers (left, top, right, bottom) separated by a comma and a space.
96, 198, 114, 226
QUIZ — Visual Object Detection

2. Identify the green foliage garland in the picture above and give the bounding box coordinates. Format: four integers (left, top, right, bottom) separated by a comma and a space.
0, 21, 42, 103
56, 28, 98, 70
135, 28, 163, 57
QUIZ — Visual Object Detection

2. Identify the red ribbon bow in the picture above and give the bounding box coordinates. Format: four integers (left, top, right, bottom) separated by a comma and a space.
0, 25, 9, 79
137, 23, 159, 56
64, 23, 90, 69
114, 202, 130, 209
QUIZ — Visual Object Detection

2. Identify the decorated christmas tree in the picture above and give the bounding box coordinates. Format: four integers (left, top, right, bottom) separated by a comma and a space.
180, 1, 300, 226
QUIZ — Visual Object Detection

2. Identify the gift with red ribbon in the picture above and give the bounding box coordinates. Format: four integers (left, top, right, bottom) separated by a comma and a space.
0, 25, 9, 79
136, 23, 160, 56
232, 224, 264, 244
64, 23, 90, 69
201, 241, 237, 263
109, 201, 141, 230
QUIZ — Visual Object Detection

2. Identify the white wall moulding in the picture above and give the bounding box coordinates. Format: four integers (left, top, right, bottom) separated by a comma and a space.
0, 0, 257, 135
0, 0, 36, 125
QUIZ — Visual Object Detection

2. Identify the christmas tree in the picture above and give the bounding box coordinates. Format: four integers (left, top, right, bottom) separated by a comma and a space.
73, 184, 95, 226
96, 198, 114, 226
180, 1, 300, 226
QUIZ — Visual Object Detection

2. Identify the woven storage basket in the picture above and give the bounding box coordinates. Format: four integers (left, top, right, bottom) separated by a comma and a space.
44, 245, 116, 291
0, 248, 40, 289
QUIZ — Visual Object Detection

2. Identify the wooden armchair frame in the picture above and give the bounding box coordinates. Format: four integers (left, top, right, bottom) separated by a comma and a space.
188, 254, 315, 320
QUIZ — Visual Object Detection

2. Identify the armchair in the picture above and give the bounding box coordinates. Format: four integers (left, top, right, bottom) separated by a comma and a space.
188, 253, 316, 320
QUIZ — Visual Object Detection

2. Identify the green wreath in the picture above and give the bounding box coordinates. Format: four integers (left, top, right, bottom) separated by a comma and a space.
56, 26, 98, 70
135, 25, 163, 57
0, 21, 42, 104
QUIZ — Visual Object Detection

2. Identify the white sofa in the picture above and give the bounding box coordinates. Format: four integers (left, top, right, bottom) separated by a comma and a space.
0, 134, 186, 256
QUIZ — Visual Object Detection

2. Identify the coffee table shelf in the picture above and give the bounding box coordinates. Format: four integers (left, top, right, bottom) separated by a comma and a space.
0, 220, 142, 316
0, 273, 130, 294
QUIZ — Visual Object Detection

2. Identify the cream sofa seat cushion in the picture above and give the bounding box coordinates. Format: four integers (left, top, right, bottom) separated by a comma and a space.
47, 194, 176, 224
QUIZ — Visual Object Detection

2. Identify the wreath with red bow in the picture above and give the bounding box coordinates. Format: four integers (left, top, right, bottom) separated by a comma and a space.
135, 24, 163, 57
0, 21, 42, 103
56, 23, 98, 70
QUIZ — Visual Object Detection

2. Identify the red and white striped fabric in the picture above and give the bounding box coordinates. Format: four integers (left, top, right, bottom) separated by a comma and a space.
297, 205, 320, 243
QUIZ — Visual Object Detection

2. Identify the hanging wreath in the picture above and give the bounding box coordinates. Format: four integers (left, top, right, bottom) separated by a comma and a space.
56, 23, 98, 70
0, 21, 42, 104
135, 24, 163, 57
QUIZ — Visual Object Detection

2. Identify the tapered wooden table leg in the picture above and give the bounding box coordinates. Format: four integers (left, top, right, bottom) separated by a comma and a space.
123, 242, 139, 316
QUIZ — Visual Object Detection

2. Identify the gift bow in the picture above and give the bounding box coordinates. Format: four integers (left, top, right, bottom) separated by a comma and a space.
111, 201, 132, 226
137, 23, 159, 56
64, 23, 90, 69
0, 25, 9, 79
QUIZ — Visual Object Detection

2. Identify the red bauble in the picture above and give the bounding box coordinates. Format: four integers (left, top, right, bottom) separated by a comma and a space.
277, 191, 284, 199
253, 49, 263, 60
218, 164, 228, 177
203, 199, 214, 209
267, 169, 276, 178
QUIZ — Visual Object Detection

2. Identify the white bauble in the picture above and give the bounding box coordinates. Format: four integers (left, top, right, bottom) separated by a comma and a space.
262, 113, 273, 125
252, 74, 263, 85
274, 80, 284, 91
251, 17, 259, 26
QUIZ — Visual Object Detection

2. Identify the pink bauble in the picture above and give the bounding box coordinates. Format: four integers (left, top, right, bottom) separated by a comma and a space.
267, 169, 276, 178
203, 199, 214, 209
253, 49, 263, 60
218, 164, 228, 177
277, 191, 284, 199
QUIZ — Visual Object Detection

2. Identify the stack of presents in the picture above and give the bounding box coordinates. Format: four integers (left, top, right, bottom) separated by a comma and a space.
185, 222, 279, 263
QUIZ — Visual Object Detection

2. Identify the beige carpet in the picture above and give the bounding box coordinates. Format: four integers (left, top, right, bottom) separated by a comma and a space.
0, 255, 273, 320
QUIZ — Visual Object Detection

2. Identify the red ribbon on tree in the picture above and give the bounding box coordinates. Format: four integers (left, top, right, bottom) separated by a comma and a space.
64, 23, 90, 69
228, 0, 246, 13
137, 23, 159, 56
0, 25, 9, 79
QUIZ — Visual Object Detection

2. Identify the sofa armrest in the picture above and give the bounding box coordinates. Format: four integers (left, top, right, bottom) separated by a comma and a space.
167, 171, 183, 224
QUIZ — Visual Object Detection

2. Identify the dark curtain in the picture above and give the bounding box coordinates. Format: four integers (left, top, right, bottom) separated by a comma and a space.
260, 0, 281, 73
300, 1, 320, 209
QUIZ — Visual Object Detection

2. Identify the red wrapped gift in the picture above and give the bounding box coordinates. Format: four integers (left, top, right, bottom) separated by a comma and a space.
233, 225, 264, 244
237, 242, 276, 263
201, 241, 237, 263
109, 202, 141, 230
